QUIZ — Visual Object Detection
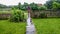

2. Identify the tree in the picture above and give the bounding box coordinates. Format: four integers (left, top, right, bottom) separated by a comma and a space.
0, 4, 7, 8
45, 0, 53, 9
21, 2, 28, 10
52, 2, 60, 10
18, 3, 21, 9
56, 0, 60, 3
45, 0, 60, 9
30, 2, 38, 11
38, 6, 47, 10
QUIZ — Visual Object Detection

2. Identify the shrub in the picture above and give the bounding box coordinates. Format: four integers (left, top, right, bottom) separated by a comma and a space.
10, 8, 27, 22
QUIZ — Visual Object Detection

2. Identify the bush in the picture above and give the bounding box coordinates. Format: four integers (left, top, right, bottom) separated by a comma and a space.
9, 9, 27, 22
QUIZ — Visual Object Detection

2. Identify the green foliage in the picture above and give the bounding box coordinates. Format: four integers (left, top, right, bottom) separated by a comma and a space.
0, 4, 7, 8
45, 0, 60, 10
52, 2, 58, 10
21, 2, 28, 10
18, 2, 47, 11
38, 6, 47, 10
10, 8, 27, 22
45, 0, 53, 9
18, 3, 21, 9
30, 2, 38, 11
52, 2, 60, 10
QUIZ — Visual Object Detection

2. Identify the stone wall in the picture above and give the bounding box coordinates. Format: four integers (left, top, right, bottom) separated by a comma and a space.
31, 10, 60, 18
0, 13, 11, 20
0, 10, 60, 19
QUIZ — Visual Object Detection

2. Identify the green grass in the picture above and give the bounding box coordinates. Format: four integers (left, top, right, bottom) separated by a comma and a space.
33, 18, 60, 34
0, 20, 26, 34
0, 11, 10, 14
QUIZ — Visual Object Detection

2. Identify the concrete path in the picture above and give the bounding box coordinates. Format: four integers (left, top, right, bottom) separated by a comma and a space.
26, 14, 36, 34
26, 24, 36, 34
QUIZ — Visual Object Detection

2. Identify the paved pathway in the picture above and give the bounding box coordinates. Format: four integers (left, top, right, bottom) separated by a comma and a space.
26, 24, 36, 34
26, 15, 36, 34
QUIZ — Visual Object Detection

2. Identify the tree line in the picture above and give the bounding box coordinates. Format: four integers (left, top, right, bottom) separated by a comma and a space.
0, 0, 60, 11
45, 0, 60, 10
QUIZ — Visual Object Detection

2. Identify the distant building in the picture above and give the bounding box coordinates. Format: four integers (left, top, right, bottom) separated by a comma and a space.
37, 4, 42, 6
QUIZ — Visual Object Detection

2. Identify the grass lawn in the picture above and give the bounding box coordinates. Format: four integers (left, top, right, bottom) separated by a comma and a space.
0, 11, 10, 14
33, 18, 60, 34
0, 20, 26, 34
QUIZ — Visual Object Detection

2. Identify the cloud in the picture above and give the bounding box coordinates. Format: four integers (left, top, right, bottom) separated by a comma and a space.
0, 0, 48, 6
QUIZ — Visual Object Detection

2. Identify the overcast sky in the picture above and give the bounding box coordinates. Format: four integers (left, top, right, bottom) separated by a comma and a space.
0, 0, 48, 6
